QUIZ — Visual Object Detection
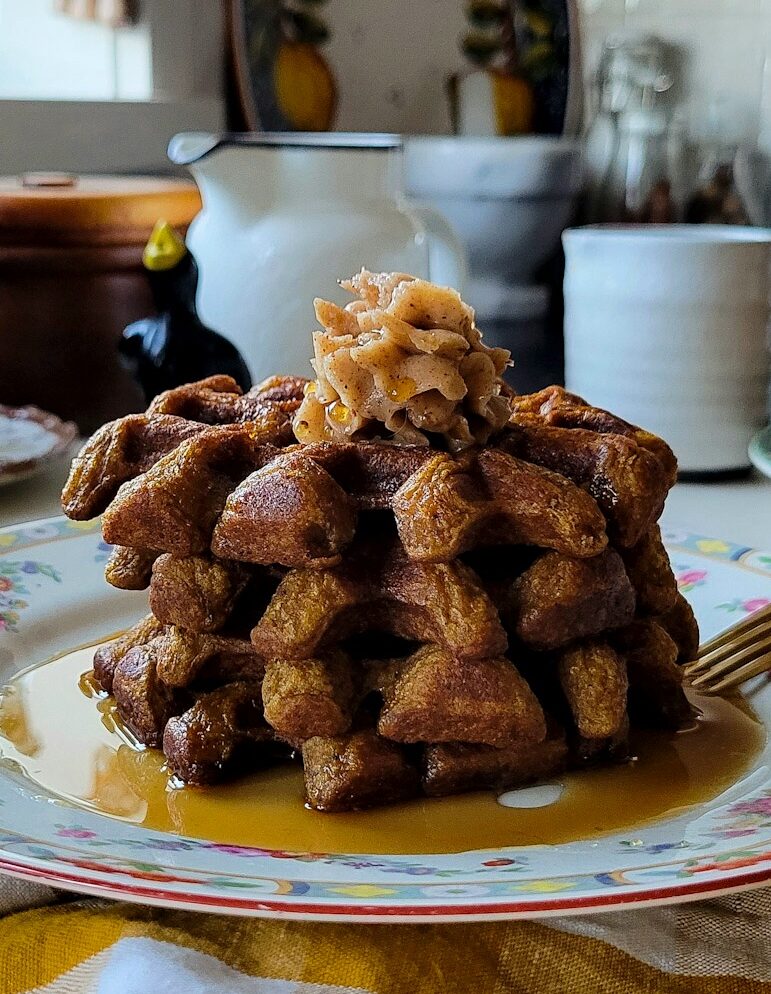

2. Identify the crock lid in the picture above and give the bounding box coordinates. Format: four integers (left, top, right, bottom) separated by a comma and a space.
0, 174, 201, 246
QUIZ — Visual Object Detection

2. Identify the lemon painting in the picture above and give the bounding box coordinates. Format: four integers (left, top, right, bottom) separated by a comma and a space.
231, 0, 338, 131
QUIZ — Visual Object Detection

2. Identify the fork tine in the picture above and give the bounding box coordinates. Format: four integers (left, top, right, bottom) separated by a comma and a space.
694, 653, 771, 695
689, 633, 771, 687
697, 603, 771, 656
687, 616, 771, 674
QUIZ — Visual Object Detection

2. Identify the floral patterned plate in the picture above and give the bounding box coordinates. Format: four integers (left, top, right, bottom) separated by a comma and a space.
0, 517, 771, 922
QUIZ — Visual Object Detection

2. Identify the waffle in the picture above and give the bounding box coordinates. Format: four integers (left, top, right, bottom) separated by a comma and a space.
61, 375, 304, 522
164, 684, 289, 785
508, 385, 678, 487
250, 538, 507, 661
112, 636, 186, 747
391, 448, 607, 563
152, 626, 264, 689
149, 554, 253, 633
373, 645, 546, 748
619, 525, 679, 616
611, 620, 692, 728
503, 428, 666, 548
64, 272, 696, 812
658, 592, 700, 663
93, 613, 164, 692
423, 732, 569, 798
103, 618, 282, 784
64, 375, 667, 569
104, 546, 159, 590
262, 651, 358, 746
496, 548, 636, 651
556, 641, 628, 740
302, 731, 421, 812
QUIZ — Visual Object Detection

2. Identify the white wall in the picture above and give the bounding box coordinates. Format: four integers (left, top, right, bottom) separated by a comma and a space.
0, 0, 151, 101
326, 0, 469, 134
577, 0, 771, 152
0, 0, 224, 173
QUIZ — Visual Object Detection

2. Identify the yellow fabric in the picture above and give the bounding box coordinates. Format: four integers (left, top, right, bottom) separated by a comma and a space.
1, 902, 769, 994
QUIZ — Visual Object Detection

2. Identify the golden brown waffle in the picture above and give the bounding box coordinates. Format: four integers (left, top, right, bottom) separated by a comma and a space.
391, 448, 607, 563
67, 363, 693, 811
102, 620, 283, 785
62, 377, 675, 568
61, 375, 305, 522
494, 549, 636, 651
302, 731, 421, 812
611, 620, 691, 727
63, 414, 206, 521
250, 538, 507, 661
105, 439, 611, 567
508, 386, 678, 486
556, 641, 628, 741
149, 554, 252, 633
153, 627, 264, 689
658, 592, 700, 663
112, 636, 187, 747
104, 546, 159, 590
423, 731, 569, 797
373, 646, 546, 748
93, 613, 165, 692
499, 423, 671, 548
262, 652, 358, 746
100, 428, 282, 556
164, 683, 289, 786
620, 525, 679, 616
94, 553, 691, 807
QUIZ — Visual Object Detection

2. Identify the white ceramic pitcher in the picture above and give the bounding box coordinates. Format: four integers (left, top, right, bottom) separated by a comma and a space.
168, 132, 466, 383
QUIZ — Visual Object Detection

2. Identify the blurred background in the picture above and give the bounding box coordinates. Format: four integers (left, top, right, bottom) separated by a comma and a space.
0, 0, 769, 447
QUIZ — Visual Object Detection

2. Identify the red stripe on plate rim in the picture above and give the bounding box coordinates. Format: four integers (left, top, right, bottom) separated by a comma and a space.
1, 855, 770, 921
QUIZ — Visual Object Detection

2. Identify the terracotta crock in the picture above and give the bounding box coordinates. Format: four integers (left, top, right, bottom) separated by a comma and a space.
0, 174, 202, 433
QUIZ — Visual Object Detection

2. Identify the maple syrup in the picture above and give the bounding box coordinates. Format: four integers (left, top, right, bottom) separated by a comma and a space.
0, 642, 763, 855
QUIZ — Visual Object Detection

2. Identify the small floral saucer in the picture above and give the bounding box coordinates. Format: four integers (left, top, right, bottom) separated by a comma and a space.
0, 518, 770, 922
0, 406, 78, 487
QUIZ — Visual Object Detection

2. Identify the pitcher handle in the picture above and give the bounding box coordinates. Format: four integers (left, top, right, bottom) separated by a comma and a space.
409, 203, 468, 293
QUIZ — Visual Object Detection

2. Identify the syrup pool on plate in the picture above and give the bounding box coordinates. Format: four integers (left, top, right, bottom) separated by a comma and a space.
0, 641, 764, 856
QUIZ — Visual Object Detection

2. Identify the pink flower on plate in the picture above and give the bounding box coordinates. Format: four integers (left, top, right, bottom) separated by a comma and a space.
743, 598, 771, 614
677, 568, 707, 592
730, 797, 771, 817
56, 827, 97, 839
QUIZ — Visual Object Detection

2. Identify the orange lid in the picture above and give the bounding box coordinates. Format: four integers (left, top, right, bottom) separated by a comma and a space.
0, 174, 202, 246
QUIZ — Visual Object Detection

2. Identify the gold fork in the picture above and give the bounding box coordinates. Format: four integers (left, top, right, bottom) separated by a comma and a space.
684, 603, 771, 694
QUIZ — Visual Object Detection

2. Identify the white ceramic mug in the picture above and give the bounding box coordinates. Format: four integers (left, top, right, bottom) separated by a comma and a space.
563, 225, 771, 474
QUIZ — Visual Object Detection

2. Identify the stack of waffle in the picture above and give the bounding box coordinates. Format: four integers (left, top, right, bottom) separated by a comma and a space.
61, 278, 698, 812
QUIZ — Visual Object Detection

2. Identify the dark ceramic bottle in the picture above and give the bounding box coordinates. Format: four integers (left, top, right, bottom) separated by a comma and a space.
120, 221, 252, 404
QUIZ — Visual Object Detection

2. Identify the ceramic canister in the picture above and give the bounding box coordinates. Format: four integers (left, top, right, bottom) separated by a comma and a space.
0, 174, 201, 433
562, 225, 771, 474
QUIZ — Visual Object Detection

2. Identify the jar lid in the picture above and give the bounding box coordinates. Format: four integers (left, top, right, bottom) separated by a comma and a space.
0, 174, 201, 247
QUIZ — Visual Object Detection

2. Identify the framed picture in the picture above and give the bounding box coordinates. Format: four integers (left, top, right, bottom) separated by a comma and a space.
227, 0, 580, 136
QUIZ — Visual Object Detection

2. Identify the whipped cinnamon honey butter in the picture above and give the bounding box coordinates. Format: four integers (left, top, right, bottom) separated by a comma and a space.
293, 270, 511, 450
